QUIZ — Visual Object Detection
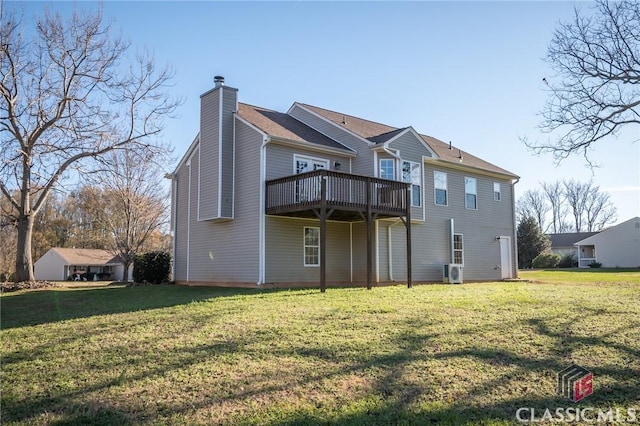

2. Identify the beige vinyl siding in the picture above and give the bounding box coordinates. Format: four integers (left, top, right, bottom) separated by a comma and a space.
180, 120, 262, 283
265, 143, 349, 179
173, 151, 194, 281
351, 222, 368, 282
387, 164, 516, 282
198, 90, 220, 220
198, 86, 237, 221
387, 130, 434, 221
265, 217, 351, 283
288, 104, 373, 176
376, 220, 390, 281
219, 88, 237, 218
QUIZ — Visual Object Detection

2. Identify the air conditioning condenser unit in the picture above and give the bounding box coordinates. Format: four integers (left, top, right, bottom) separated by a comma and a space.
443, 264, 463, 284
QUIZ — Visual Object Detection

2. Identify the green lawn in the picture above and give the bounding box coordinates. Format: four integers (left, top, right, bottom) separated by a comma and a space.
1, 271, 639, 425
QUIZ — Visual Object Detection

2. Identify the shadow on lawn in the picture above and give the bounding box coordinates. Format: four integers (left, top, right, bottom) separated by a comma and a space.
0, 285, 283, 329
3, 293, 639, 425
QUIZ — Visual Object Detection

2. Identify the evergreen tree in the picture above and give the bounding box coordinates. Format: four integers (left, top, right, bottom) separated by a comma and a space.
517, 217, 551, 269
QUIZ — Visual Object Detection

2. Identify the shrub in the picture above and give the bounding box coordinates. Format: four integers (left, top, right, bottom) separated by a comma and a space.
558, 254, 577, 268
532, 252, 561, 269
133, 251, 171, 284
588, 261, 602, 268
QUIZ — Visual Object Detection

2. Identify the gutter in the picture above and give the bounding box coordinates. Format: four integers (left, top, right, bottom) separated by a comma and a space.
512, 177, 520, 278
257, 136, 271, 285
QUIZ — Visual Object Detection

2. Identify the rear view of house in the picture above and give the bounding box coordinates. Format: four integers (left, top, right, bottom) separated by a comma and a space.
170, 77, 520, 289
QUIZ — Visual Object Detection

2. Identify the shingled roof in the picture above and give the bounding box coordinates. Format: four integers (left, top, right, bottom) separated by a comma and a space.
49, 248, 122, 265
235, 101, 517, 178
237, 103, 354, 152
300, 103, 518, 178
548, 232, 600, 248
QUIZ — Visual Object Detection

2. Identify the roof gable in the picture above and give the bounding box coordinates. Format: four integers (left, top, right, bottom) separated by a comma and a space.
575, 217, 640, 245
376, 127, 439, 158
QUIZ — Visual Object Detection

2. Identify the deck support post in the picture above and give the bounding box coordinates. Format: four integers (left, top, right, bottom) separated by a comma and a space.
320, 176, 327, 293
366, 179, 373, 290
402, 185, 412, 288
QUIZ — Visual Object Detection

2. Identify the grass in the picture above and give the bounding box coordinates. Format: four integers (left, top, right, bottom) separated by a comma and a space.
1, 271, 639, 425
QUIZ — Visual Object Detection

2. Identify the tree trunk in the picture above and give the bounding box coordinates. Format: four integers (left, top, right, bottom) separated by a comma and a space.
14, 215, 35, 282
121, 261, 130, 282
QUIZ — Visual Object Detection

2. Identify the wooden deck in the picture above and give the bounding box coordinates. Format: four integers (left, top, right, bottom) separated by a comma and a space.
266, 169, 409, 219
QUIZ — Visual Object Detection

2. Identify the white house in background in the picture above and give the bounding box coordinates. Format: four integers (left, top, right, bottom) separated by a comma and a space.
574, 217, 640, 268
34, 248, 131, 281
548, 232, 598, 259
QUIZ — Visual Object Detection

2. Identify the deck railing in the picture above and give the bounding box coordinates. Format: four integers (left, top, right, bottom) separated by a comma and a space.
265, 169, 409, 217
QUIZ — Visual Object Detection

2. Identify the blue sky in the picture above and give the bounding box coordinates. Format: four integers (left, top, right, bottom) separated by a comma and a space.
14, 1, 640, 224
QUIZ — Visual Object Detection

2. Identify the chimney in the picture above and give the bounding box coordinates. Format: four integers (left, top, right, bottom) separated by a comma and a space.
199, 76, 237, 220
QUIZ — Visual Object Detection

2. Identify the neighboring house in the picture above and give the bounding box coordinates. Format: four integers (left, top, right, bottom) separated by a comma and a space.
169, 77, 520, 289
34, 248, 130, 281
548, 232, 599, 259
574, 217, 640, 268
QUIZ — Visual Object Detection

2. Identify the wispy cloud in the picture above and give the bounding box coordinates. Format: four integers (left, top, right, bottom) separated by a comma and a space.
605, 186, 640, 193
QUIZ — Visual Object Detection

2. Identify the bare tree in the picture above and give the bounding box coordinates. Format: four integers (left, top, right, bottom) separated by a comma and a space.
563, 180, 591, 232
516, 189, 550, 232
0, 194, 17, 281
541, 181, 569, 233
564, 180, 617, 232
584, 189, 617, 232
65, 186, 110, 249
0, 6, 178, 282
92, 149, 170, 282
526, 0, 640, 162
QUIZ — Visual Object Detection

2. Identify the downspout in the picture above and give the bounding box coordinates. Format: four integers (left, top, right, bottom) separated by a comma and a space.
512, 177, 520, 277
375, 220, 379, 283
186, 162, 192, 282
381, 147, 403, 282
171, 177, 177, 281
450, 218, 455, 263
257, 136, 270, 285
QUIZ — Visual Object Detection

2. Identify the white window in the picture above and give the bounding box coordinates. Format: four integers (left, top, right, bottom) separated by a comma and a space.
453, 233, 464, 265
295, 155, 328, 174
465, 177, 477, 210
493, 182, 501, 201
402, 160, 421, 207
379, 159, 395, 180
304, 227, 320, 266
434, 171, 448, 206
294, 155, 329, 202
